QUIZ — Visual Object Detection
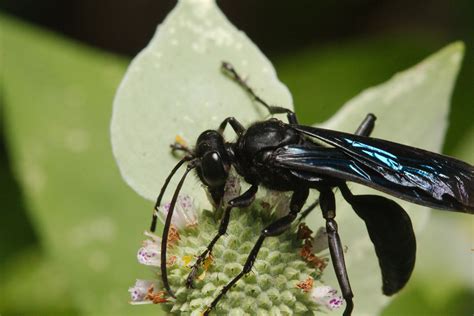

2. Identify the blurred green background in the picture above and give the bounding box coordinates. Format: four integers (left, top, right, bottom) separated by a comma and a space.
0, 1, 473, 315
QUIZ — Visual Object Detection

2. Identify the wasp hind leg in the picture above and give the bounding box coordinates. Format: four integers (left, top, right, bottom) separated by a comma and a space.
298, 113, 377, 222
186, 184, 258, 288
320, 188, 354, 316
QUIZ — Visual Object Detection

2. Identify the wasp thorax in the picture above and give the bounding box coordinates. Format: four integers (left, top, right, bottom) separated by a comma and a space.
195, 130, 230, 187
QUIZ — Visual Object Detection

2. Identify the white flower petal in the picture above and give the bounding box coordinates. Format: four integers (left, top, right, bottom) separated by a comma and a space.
310, 285, 344, 310
159, 194, 198, 229
129, 279, 154, 302
137, 239, 161, 266
174, 194, 198, 228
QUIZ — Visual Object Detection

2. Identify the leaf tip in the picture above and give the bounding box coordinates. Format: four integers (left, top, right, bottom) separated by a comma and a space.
432, 41, 465, 68
446, 40, 464, 63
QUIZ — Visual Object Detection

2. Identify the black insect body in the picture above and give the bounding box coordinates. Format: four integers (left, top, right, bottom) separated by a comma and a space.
150, 62, 474, 316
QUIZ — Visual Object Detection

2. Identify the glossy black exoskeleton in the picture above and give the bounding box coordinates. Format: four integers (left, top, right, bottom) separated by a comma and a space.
149, 62, 474, 316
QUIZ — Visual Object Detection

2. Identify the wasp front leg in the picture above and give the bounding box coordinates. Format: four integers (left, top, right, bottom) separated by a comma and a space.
186, 184, 259, 288
203, 188, 309, 315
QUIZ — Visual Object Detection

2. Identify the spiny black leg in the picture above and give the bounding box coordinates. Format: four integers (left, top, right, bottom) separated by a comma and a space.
203, 188, 309, 315
320, 189, 354, 316
186, 184, 258, 288
218, 116, 245, 136
286, 111, 299, 125
221, 61, 297, 124
221, 61, 289, 114
355, 113, 376, 136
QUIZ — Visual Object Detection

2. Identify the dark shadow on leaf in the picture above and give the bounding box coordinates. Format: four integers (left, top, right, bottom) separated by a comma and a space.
0, 92, 40, 266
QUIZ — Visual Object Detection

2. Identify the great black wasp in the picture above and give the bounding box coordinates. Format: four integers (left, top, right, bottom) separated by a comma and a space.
149, 62, 474, 316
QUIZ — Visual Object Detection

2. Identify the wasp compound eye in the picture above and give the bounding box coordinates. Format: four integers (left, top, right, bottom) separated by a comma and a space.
200, 151, 229, 187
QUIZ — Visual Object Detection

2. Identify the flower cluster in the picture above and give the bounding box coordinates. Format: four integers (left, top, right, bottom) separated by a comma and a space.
129, 178, 344, 314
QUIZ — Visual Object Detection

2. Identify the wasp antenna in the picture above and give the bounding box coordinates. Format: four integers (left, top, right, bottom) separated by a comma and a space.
150, 157, 192, 232
160, 162, 197, 298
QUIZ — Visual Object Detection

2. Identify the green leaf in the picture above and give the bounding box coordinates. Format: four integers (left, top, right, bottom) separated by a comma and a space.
0, 250, 77, 315
0, 14, 161, 315
306, 43, 465, 315
111, 0, 292, 206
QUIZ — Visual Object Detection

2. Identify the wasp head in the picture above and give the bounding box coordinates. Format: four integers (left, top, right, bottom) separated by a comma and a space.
194, 130, 231, 205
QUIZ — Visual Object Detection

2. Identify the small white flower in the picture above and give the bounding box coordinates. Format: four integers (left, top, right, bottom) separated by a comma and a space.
159, 194, 198, 229
137, 238, 161, 266
310, 285, 344, 310
312, 227, 329, 253
129, 279, 154, 303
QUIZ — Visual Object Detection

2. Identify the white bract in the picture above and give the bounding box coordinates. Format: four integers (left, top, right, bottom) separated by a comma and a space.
111, 0, 292, 209
315, 43, 463, 316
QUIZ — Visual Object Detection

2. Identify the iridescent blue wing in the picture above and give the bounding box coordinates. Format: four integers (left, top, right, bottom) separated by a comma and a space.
278, 125, 474, 213
272, 145, 446, 208
272, 145, 420, 294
